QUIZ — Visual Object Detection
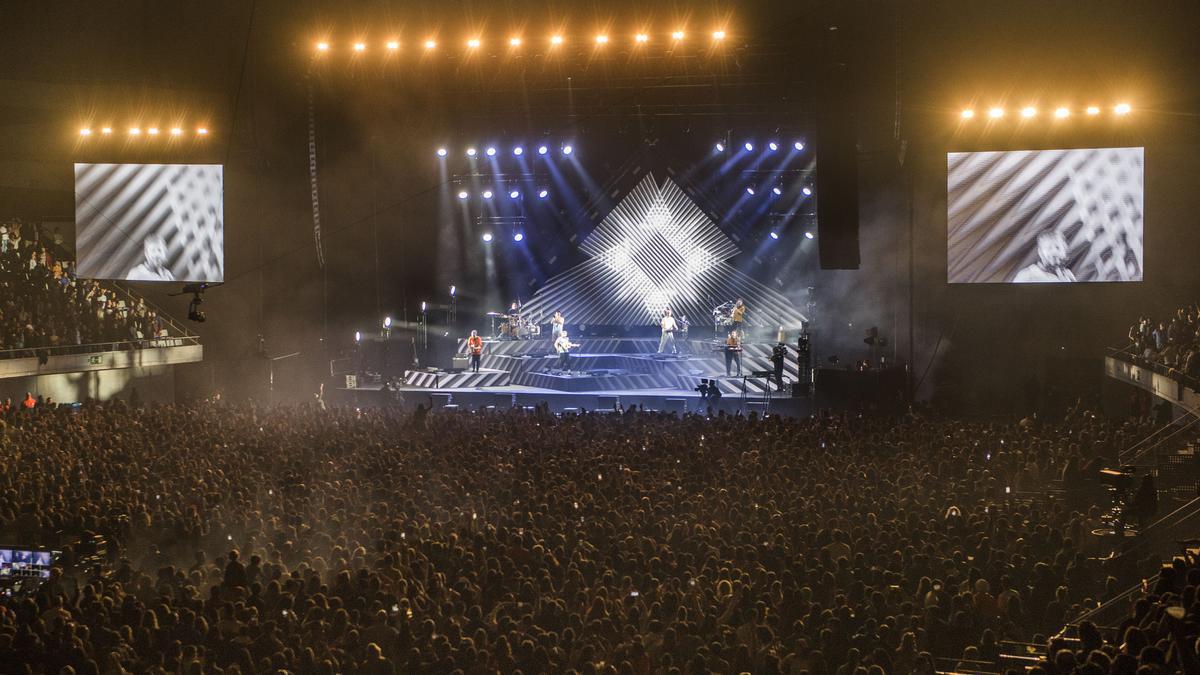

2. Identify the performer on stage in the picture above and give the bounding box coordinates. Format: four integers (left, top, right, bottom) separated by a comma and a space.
466, 330, 484, 372
658, 308, 678, 354
551, 311, 565, 341
731, 298, 746, 334
724, 330, 743, 377
770, 341, 788, 391
554, 330, 579, 371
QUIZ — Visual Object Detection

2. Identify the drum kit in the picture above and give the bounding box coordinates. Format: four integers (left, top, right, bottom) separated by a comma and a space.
487, 311, 541, 340
712, 301, 736, 328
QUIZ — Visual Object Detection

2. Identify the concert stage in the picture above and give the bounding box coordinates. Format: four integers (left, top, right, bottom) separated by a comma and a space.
335, 335, 811, 416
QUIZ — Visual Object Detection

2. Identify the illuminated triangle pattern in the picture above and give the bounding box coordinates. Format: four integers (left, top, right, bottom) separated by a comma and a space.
522, 173, 807, 329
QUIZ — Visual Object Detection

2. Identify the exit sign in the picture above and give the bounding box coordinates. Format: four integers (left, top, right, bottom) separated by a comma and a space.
88, 355, 103, 365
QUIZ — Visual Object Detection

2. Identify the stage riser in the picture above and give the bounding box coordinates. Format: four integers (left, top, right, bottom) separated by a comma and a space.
438, 337, 801, 393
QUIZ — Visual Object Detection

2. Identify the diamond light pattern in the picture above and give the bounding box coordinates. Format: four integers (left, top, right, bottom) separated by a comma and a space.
522, 174, 807, 328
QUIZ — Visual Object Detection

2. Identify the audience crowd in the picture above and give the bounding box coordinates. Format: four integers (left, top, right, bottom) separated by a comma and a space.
1127, 304, 1200, 383
0, 401, 1183, 674
0, 220, 167, 357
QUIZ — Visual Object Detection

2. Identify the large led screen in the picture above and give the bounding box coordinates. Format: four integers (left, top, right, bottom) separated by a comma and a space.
74, 163, 224, 282
947, 147, 1143, 283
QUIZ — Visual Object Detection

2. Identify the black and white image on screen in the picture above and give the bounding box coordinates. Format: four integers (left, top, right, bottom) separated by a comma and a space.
947, 147, 1143, 283
74, 163, 224, 282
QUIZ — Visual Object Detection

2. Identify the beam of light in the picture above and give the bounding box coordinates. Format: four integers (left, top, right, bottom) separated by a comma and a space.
509, 190, 520, 199
772, 186, 782, 196
129, 127, 141, 136
538, 189, 549, 198
147, 127, 159, 136
802, 186, 812, 196
355, 331, 361, 343
457, 190, 469, 200
467, 38, 481, 48
537, 145, 549, 155
436, 147, 448, 157
1086, 105, 1101, 115
485, 146, 497, 156
561, 144, 573, 155
482, 190, 493, 199
804, 231, 815, 239
79, 128, 91, 136
170, 127, 182, 136
672, 30, 685, 40
424, 39, 437, 49
635, 33, 649, 43
466, 147, 477, 157
1114, 102, 1131, 115
383, 316, 392, 328
513, 232, 524, 242
768, 141, 778, 151
482, 232, 494, 243
743, 141, 753, 151
386, 40, 399, 50
550, 35, 563, 45
714, 141, 725, 152
595, 34, 609, 44
1054, 107, 1070, 119
769, 232, 780, 240
513, 146, 523, 156
988, 107, 1004, 119
509, 37, 522, 47
197, 127, 209, 135
745, 186, 755, 195
1020, 106, 1036, 118
712, 30, 726, 40
316, 42, 330, 52
353, 42, 366, 52
101, 127, 112, 135
961, 109, 975, 119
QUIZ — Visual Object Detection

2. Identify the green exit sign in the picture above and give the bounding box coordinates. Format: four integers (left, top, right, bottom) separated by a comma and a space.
88, 355, 103, 365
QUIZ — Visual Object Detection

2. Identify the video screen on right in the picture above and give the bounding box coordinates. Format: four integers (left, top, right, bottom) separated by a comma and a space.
947, 147, 1144, 283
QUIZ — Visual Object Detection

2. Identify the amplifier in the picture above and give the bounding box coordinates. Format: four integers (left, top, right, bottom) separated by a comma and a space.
451, 356, 469, 372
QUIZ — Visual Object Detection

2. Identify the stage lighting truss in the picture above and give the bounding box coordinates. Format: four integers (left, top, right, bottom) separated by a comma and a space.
451, 174, 548, 203
956, 101, 1132, 123
438, 142, 574, 160
520, 173, 808, 328
310, 28, 733, 58
77, 124, 212, 139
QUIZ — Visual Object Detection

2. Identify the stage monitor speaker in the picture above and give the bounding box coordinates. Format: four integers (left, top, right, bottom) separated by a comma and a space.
815, 28, 860, 269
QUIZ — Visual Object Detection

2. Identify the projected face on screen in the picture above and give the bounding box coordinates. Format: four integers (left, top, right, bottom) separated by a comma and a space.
74, 163, 224, 282
947, 147, 1144, 283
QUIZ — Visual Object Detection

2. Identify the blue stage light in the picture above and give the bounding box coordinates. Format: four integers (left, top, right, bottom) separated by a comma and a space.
744, 142, 754, 152
768, 141, 778, 151
509, 190, 520, 199
794, 141, 805, 151
769, 231, 780, 240
771, 186, 783, 196
715, 141, 725, 152
538, 189, 549, 198
482, 189, 493, 199
562, 144, 573, 155
482, 232, 494, 243
537, 145, 549, 155
804, 231, 815, 240
513, 232, 524, 242
436, 147, 448, 157
457, 190, 469, 199
745, 186, 755, 195
802, 186, 812, 196
513, 146, 523, 156
485, 146, 497, 156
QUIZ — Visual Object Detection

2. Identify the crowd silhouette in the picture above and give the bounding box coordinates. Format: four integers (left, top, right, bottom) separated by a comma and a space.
0, 400, 1190, 674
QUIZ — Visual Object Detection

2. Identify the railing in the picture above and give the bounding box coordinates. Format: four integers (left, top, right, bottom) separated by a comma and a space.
110, 281, 197, 340
0, 336, 200, 362
1109, 345, 1200, 393
1119, 413, 1200, 466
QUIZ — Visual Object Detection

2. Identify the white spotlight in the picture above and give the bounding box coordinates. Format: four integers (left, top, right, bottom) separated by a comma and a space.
466, 147, 477, 157
485, 146, 496, 156
513, 146, 523, 156
457, 190, 469, 200
595, 35, 609, 44
482, 190, 493, 199
424, 39, 437, 50
562, 145, 573, 155
509, 37, 522, 47
509, 190, 520, 199
353, 42, 366, 52
635, 34, 649, 43
804, 231, 815, 240
482, 232, 494, 243
988, 107, 1004, 119
1020, 106, 1037, 118
743, 141, 753, 151
715, 142, 725, 152
79, 128, 92, 136
793, 140, 805, 151
436, 147, 448, 157
802, 187, 812, 196
671, 30, 685, 40
769, 232, 780, 240
1085, 105, 1101, 116
1114, 102, 1131, 115
745, 186, 755, 195
961, 109, 975, 120
1054, 107, 1070, 119
467, 38, 481, 48
712, 30, 726, 40
772, 187, 783, 196
550, 35, 564, 45
386, 40, 399, 50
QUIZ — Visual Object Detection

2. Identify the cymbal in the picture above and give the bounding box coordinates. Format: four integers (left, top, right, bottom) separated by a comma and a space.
485, 312, 506, 317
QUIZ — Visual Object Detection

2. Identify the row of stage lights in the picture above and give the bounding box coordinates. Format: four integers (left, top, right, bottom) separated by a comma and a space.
315, 29, 729, 54
715, 140, 806, 153
960, 102, 1132, 120
456, 188, 550, 200
78, 126, 210, 138
437, 144, 573, 158
746, 185, 813, 198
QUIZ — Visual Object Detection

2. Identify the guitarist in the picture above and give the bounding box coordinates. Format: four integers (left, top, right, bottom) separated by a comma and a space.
466, 330, 484, 372
554, 330, 580, 372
